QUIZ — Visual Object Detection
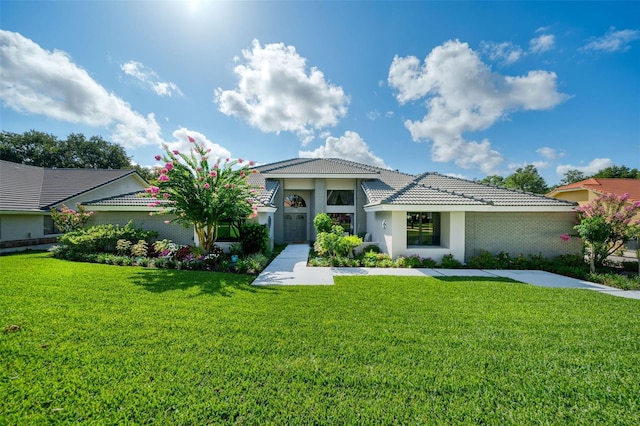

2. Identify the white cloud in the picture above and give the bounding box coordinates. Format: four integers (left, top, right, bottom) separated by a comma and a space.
121, 60, 183, 97
388, 39, 568, 174
299, 131, 387, 169
529, 34, 555, 54
165, 127, 231, 162
480, 41, 523, 64
582, 27, 640, 53
536, 146, 564, 160
367, 110, 381, 121
215, 39, 349, 144
0, 30, 163, 148
556, 158, 614, 176
508, 161, 550, 170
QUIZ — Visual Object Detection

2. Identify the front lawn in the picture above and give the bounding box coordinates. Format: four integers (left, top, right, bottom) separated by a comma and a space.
2, 252, 639, 424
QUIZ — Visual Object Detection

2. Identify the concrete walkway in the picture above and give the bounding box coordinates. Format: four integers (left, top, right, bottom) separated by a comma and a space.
252, 244, 640, 300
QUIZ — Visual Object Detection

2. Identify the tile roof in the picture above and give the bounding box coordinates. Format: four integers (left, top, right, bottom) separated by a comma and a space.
549, 178, 640, 203
84, 192, 154, 207
364, 172, 576, 207
0, 160, 138, 211
255, 158, 385, 176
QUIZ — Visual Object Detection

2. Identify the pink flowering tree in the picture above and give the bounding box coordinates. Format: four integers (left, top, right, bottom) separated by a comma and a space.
574, 192, 640, 272
145, 136, 261, 254
50, 203, 94, 233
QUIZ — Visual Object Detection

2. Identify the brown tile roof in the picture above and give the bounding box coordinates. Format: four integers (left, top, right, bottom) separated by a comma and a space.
549, 178, 640, 203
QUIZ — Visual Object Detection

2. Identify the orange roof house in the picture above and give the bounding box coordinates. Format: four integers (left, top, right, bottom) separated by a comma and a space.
547, 178, 640, 222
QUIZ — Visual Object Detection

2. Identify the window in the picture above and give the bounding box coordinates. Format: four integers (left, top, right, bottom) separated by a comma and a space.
284, 194, 306, 208
407, 212, 441, 246
44, 216, 59, 235
328, 213, 353, 234
327, 190, 354, 206
217, 219, 244, 241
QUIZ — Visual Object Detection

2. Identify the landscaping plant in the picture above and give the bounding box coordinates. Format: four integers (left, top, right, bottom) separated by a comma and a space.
146, 135, 262, 254
49, 203, 93, 233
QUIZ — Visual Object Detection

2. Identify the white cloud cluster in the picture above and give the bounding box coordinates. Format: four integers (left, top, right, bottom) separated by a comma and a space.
299, 131, 387, 169
529, 34, 555, 54
215, 39, 349, 144
536, 146, 564, 160
388, 40, 568, 174
0, 30, 163, 148
121, 61, 183, 97
165, 127, 231, 162
582, 27, 640, 53
480, 41, 523, 65
556, 158, 613, 176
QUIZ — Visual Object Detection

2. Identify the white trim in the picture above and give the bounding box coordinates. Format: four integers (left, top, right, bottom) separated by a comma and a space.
364, 204, 576, 213
264, 173, 379, 179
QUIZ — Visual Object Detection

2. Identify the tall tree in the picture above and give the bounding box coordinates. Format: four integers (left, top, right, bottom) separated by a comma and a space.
559, 169, 587, 186
592, 165, 640, 179
1, 130, 131, 170
503, 165, 548, 194
479, 175, 506, 187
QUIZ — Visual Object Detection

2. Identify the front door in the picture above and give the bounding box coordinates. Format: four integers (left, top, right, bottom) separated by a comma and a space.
284, 213, 307, 242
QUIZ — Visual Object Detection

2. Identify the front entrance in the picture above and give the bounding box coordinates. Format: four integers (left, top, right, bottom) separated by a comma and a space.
284, 213, 307, 242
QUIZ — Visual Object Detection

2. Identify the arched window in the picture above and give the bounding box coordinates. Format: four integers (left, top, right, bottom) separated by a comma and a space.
284, 194, 306, 208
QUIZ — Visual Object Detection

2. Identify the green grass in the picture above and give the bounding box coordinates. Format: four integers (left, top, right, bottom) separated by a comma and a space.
2, 252, 640, 424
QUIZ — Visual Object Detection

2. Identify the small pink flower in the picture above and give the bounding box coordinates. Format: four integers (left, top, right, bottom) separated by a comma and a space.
165, 162, 174, 171
209, 170, 217, 177
249, 160, 255, 166
172, 150, 179, 155
188, 135, 195, 143
213, 164, 219, 169
196, 167, 202, 172
207, 148, 211, 153
226, 158, 230, 162
240, 171, 245, 177
204, 183, 210, 189
224, 183, 230, 188
164, 220, 171, 224
154, 154, 162, 161
238, 158, 244, 163
158, 174, 169, 182
260, 185, 265, 190
163, 193, 170, 198
560, 234, 571, 242
161, 168, 168, 174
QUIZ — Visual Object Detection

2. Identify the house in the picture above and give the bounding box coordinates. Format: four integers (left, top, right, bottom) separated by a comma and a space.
0, 160, 192, 252
547, 178, 640, 222
248, 158, 580, 262
2, 158, 581, 261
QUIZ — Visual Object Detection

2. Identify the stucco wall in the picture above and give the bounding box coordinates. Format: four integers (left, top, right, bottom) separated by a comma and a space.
88, 212, 194, 245
465, 211, 580, 261
0, 214, 46, 241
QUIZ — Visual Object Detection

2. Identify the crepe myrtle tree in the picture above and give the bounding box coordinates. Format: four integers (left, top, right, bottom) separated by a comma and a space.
145, 136, 262, 254
573, 192, 640, 273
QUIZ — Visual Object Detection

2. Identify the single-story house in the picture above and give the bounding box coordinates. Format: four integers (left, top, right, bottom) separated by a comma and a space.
0, 160, 192, 253
547, 178, 640, 222
2, 158, 581, 261
248, 158, 581, 262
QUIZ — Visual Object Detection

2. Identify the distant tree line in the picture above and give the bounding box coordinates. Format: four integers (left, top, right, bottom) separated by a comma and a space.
479, 164, 639, 194
0, 130, 156, 181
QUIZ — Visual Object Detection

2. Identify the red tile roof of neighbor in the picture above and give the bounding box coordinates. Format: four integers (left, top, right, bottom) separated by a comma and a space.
551, 178, 640, 203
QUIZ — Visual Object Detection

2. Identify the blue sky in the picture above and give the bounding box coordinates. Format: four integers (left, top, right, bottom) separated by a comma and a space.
1, 1, 639, 185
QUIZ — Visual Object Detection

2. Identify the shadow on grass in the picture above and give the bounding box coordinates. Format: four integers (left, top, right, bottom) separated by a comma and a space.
130, 269, 280, 297
430, 276, 520, 284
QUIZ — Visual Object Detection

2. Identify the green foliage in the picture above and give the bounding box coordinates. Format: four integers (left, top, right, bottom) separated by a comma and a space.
559, 169, 587, 186
0, 130, 131, 169
57, 222, 158, 255
243, 253, 270, 273
240, 222, 269, 254
146, 138, 260, 253
131, 240, 149, 258
3, 253, 640, 424
439, 254, 463, 268
503, 164, 548, 194
339, 235, 363, 258
479, 175, 506, 187
50, 203, 94, 233
592, 165, 640, 179
313, 212, 334, 234
116, 239, 132, 255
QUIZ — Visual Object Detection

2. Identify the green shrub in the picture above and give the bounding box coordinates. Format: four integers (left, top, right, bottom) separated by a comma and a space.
314, 231, 342, 257
244, 253, 270, 273
589, 272, 640, 290
313, 212, 333, 234
59, 221, 158, 254
339, 235, 363, 258
240, 222, 269, 254
116, 239, 132, 256
439, 254, 463, 268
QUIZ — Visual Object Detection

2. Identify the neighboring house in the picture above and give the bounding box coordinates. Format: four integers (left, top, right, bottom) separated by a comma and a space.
249, 158, 580, 262
0, 160, 192, 253
547, 178, 640, 221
